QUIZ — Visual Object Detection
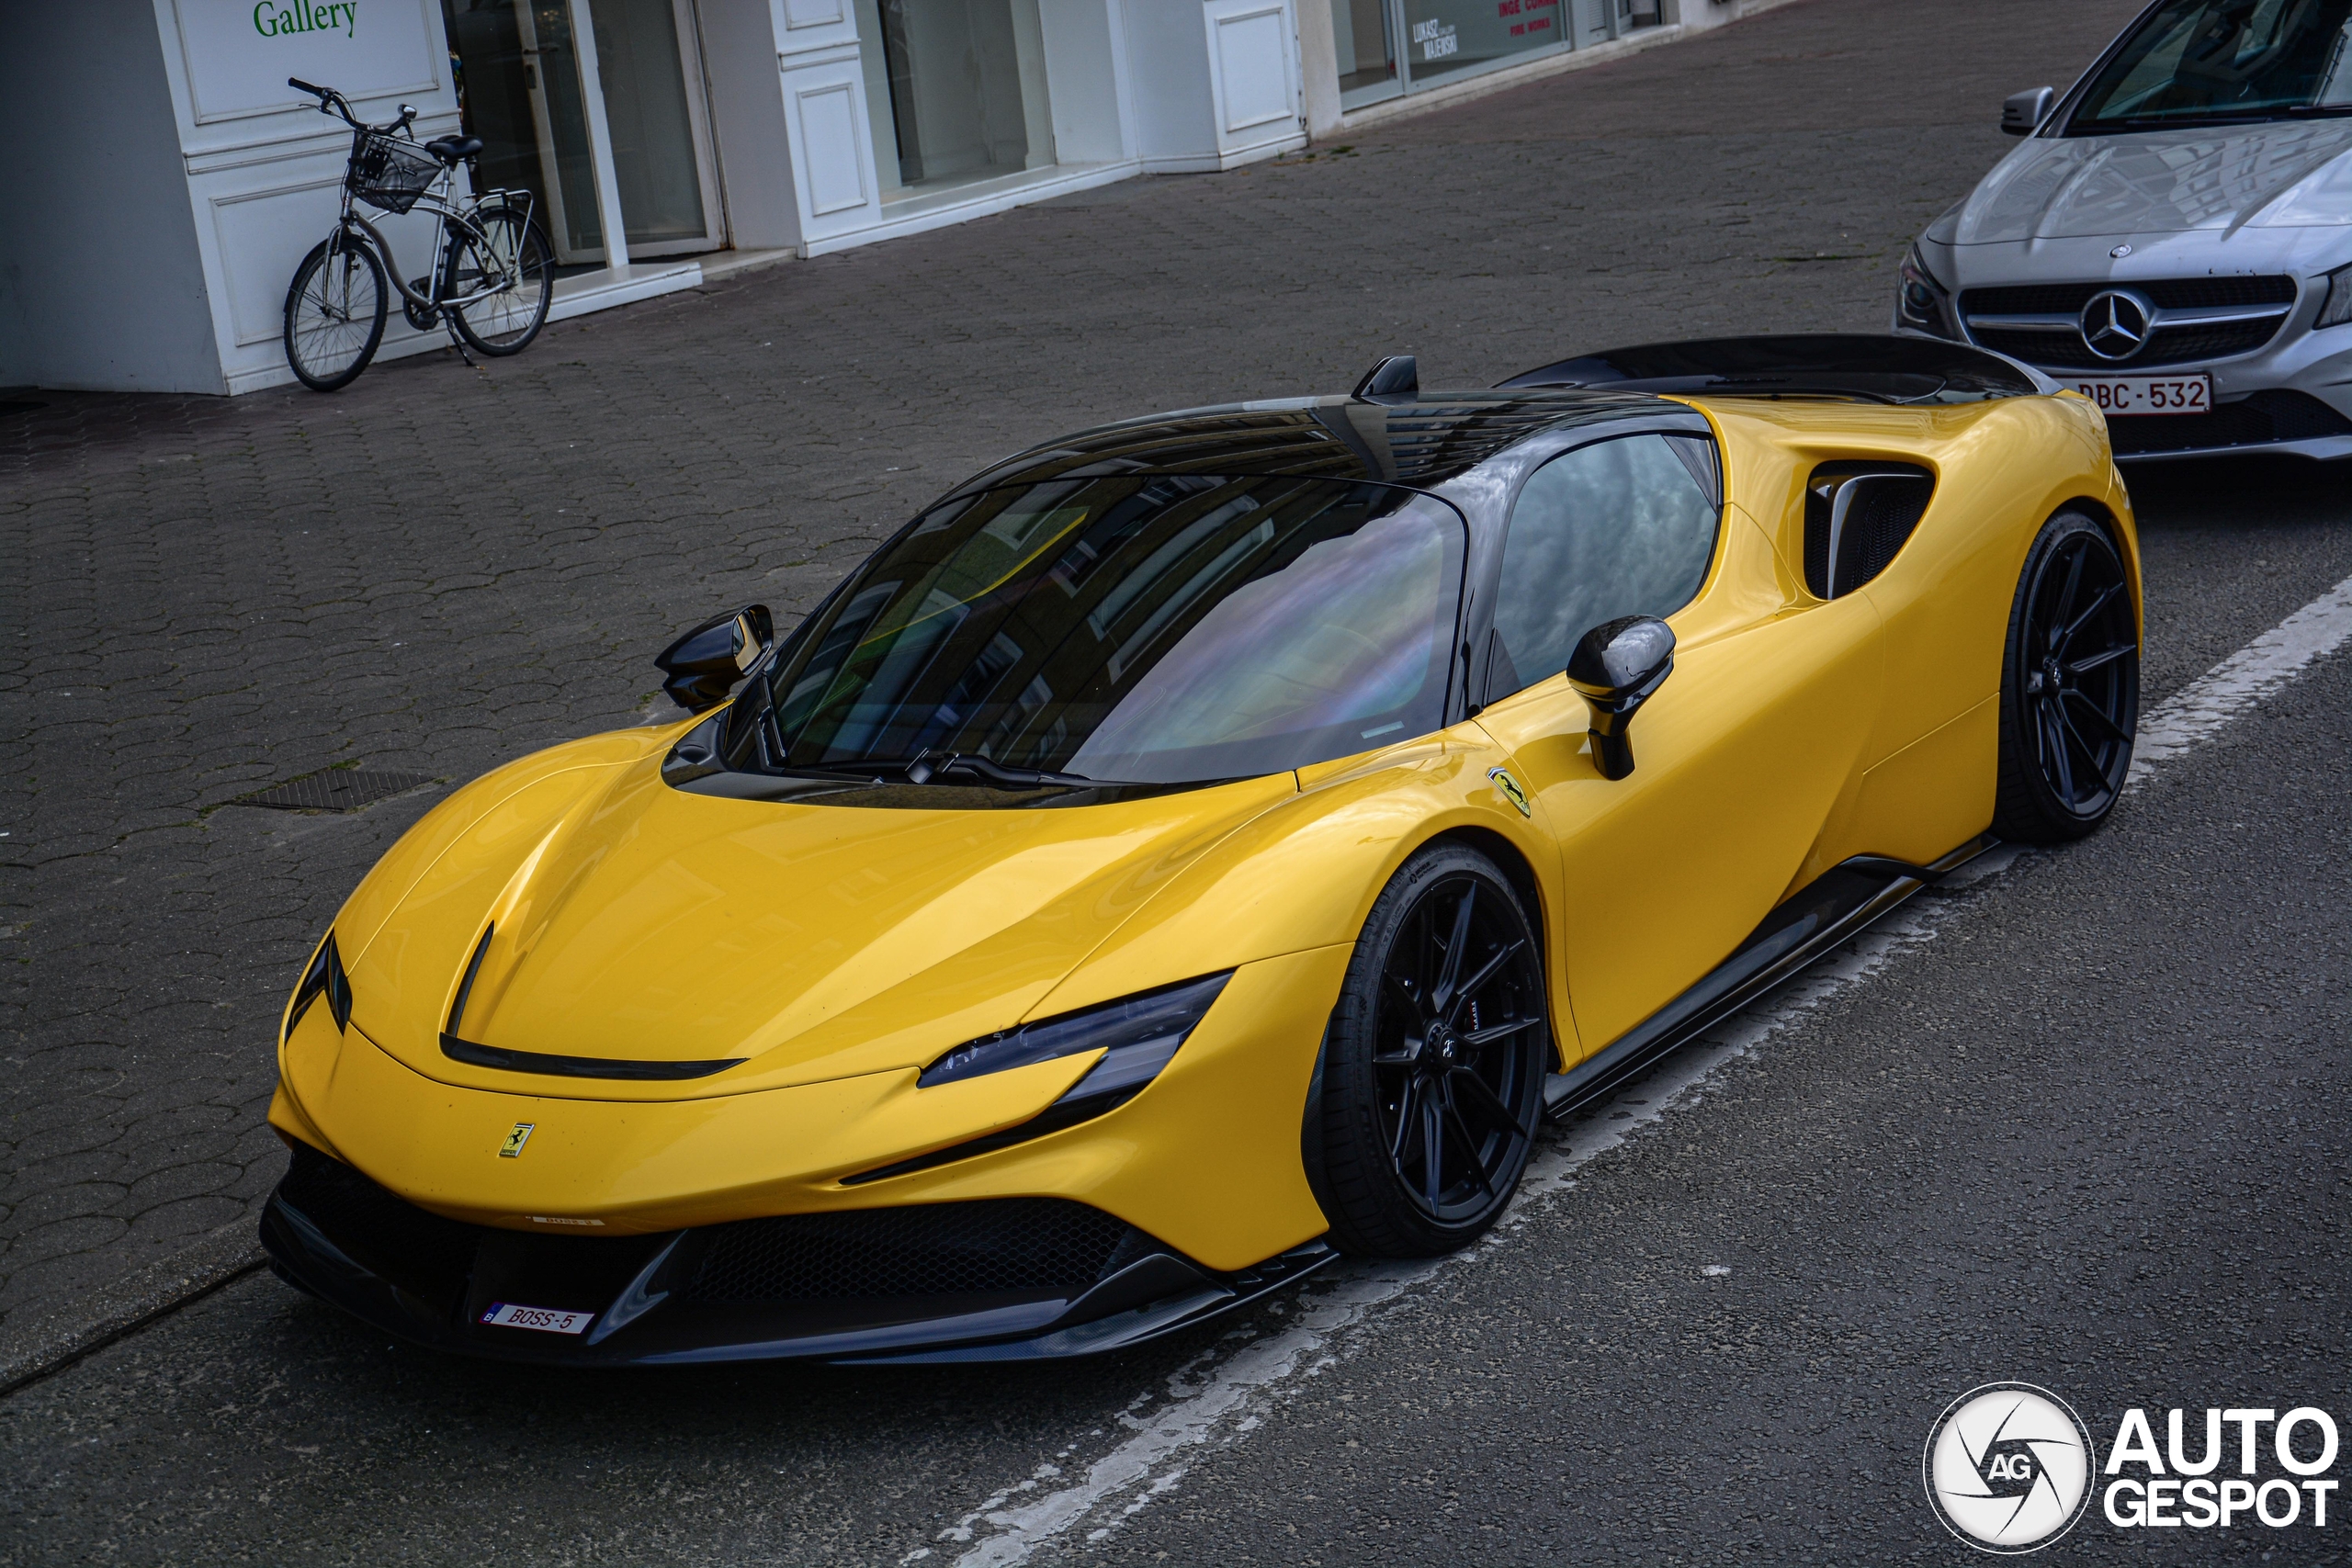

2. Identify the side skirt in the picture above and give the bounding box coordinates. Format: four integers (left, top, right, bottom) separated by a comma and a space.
1541, 836, 1996, 1121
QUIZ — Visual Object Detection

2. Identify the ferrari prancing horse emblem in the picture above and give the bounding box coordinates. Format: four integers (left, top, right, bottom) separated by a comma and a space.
1487, 766, 1532, 818
500, 1122, 536, 1158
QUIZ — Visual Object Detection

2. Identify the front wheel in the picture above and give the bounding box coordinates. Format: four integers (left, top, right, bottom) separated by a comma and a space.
1991, 510, 2140, 841
1311, 843, 1551, 1257
447, 208, 552, 356
284, 233, 388, 392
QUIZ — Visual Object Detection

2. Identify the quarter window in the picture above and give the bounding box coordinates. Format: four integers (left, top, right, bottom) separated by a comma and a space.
1487, 434, 1721, 703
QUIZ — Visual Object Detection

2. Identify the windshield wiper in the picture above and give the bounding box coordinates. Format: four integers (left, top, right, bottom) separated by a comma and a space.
863, 752, 1109, 789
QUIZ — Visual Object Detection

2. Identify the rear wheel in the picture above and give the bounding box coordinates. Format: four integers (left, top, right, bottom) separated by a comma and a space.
1991, 511, 2140, 841
1313, 843, 1550, 1257
447, 208, 552, 355
283, 233, 387, 392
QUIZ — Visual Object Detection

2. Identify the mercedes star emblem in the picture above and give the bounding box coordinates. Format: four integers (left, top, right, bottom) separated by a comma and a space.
2080, 288, 2154, 362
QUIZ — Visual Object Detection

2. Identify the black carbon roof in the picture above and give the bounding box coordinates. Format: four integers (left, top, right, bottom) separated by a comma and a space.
951, 389, 1680, 494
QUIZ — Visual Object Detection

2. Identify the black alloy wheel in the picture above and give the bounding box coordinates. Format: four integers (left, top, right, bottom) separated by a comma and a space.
1311, 843, 1550, 1257
1992, 510, 2140, 841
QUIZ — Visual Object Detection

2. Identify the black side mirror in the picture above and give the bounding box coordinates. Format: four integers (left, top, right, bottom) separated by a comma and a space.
1566, 615, 1676, 781
2002, 85, 2054, 136
655, 604, 773, 714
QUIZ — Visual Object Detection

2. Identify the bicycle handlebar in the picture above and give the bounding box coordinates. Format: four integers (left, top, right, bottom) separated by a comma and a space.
288, 77, 416, 137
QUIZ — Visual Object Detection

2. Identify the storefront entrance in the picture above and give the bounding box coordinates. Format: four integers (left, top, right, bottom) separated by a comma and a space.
441, 0, 723, 265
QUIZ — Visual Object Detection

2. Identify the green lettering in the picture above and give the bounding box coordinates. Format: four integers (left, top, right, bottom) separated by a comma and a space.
253, 1, 277, 35
344, 2, 357, 38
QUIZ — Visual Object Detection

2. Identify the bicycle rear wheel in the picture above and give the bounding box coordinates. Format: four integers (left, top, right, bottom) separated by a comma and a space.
447, 208, 552, 356
284, 233, 388, 392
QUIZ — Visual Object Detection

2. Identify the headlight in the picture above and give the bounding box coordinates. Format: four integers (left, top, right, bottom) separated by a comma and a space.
288, 932, 353, 1041
920, 972, 1232, 1109
2320, 263, 2352, 330
1898, 244, 1954, 336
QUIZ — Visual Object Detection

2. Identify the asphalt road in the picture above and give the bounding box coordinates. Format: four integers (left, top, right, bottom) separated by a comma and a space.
10, 0, 2352, 1562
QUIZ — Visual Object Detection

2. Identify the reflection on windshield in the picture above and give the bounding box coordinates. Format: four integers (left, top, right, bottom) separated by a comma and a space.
2075, 0, 2352, 128
745, 477, 1465, 784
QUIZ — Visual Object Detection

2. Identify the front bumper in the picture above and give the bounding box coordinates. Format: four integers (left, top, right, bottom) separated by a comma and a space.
262, 1142, 1333, 1365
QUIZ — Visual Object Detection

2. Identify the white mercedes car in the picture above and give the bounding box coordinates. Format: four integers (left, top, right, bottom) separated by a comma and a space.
1895, 0, 2352, 462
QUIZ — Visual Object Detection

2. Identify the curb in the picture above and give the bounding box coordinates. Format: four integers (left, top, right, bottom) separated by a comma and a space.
0, 1219, 268, 1398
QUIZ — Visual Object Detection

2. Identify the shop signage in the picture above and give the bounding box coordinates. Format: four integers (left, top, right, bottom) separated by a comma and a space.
173, 0, 440, 123
253, 3, 361, 39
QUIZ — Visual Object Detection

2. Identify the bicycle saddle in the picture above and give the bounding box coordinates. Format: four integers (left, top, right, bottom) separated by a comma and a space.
424, 135, 483, 164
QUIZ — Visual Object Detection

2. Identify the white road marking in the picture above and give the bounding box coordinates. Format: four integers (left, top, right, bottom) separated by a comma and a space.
929, 571, 2352, 1567
2127, 570, 2352, 788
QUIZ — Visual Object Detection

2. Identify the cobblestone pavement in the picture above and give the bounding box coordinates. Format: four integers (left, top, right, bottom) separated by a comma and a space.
0, 0, 2231, 1345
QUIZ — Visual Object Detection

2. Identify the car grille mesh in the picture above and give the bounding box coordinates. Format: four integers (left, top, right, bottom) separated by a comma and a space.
277, 1143, 480, 1283
681, 1198, 1140, 1304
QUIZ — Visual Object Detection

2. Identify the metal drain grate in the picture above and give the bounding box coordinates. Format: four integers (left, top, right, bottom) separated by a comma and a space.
235, 770, 438, 812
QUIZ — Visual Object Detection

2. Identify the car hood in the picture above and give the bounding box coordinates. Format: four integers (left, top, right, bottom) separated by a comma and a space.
343, 740, 1297, 1100
1956, 121, 2352, 243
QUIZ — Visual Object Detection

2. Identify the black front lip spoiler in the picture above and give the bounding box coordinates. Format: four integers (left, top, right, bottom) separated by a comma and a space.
260, 1189, 1335, 1368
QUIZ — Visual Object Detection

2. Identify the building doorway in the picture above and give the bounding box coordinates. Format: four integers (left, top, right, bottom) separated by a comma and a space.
441, 0, 724, 265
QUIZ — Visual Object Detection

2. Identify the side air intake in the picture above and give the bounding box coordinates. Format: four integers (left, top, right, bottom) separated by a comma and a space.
1804, 463, 1933, 599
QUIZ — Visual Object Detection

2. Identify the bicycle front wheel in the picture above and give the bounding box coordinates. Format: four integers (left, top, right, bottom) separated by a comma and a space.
448, 208, 552, 356
284, 232, 388, 392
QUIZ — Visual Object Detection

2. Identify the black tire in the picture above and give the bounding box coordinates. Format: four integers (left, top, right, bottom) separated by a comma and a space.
447, 208, 552, 356
283, 233, 388, 392
1312, 843, 1550, 1257
1991, 510, 2140, 842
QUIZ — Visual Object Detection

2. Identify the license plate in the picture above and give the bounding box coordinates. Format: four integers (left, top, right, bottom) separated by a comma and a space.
479, 1301, 594, 1335
2069, 373, 2211, 415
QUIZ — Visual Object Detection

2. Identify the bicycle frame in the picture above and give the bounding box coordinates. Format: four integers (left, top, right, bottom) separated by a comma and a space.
333, 172, 536, 318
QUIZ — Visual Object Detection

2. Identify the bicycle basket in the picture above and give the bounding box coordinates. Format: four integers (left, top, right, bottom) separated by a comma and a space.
346, 131, 439, 215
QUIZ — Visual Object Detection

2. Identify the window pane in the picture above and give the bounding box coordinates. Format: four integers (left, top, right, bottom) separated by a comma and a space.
1403, 0, 1563, 85
875, 0, 1056, 194
1332, 0, 1398, 94
1487, 435, 1719, 702
758, 479, 1466, 784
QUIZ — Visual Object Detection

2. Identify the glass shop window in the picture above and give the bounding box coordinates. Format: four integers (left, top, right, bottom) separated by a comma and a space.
1402, 0, 1564, 85
1331, 0, 1401, 107
854, 0, 1056, 201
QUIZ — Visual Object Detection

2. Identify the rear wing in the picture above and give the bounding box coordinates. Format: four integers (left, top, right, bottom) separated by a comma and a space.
1498, 333, 2060, 405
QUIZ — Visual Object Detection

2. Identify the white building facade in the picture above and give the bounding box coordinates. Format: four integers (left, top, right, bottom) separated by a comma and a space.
0, 0, 1310, 394
0, 0, 1776, 395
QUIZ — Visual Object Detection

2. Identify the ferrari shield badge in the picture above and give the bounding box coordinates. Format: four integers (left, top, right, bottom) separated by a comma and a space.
500, 1122, 536, 1158
1487, 766, 1532, 818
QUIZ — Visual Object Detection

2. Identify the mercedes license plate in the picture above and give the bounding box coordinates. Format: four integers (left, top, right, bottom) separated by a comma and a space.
2069, 373, 2211, 416
479, 1301, 594, 1335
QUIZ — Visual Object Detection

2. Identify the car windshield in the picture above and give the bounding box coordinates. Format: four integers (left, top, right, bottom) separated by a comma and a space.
2071, 0, 2352, 130
741, 476, 1466, 786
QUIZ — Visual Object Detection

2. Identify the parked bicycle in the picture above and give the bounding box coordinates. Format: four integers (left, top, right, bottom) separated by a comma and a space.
281, 78, 552, 392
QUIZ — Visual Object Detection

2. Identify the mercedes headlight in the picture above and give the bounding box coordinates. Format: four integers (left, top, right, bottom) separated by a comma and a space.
287, 932, 353, 1041
1898, 244, 1955, 337
921, 972, 1232, 1111
2320, 263, 2352, 330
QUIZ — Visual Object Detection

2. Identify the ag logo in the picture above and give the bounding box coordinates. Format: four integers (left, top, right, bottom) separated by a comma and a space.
1924, 1383, 2096, 1553
499, 1122, 535, 1158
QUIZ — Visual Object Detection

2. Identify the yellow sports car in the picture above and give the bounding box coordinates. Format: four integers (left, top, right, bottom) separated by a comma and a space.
263, 336, 2140, 1365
